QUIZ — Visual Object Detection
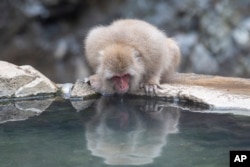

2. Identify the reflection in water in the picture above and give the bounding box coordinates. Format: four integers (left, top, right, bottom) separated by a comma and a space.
1, 98, 250, 167
0, 99, 53, 124
85, 96, 180, 165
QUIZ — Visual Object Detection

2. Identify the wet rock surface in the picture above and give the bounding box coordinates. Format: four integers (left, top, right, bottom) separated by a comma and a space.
67, 73, 250, 111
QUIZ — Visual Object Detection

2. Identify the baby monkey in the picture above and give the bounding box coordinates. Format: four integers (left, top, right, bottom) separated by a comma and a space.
84, 19, 180, 95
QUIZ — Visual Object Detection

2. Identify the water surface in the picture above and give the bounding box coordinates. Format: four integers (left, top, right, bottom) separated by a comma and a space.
0, 97, 250, 167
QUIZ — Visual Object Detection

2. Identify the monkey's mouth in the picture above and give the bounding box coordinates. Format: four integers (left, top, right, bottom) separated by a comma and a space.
115, 87, 129, 94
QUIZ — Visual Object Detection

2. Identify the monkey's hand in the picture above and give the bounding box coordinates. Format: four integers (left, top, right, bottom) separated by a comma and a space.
140, 82, 161, 96
86, 74, 102, 93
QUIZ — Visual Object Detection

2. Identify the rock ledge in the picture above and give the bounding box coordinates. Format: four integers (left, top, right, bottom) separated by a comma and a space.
0, 61, 58, 99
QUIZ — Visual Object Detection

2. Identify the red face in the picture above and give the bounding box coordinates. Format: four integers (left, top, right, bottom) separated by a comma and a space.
111, 74, 130, 94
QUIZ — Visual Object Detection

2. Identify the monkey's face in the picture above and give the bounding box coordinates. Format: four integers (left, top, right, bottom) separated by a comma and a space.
103, 57, 145, 94
98, 44, 144, 94
110, 74, 130, 94
104, 52, 133, 94
102, 65, 134, 94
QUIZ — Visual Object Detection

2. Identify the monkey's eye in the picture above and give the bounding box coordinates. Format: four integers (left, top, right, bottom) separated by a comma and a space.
111, 74, 130, 81
122, 74, 130, 79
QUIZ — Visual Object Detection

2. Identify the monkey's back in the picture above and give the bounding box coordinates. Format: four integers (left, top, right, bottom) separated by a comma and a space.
85, 19, 177, 78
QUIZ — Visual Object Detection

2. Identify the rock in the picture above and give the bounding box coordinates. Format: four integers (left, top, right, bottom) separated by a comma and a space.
232, 17, 250, 49
191, 44, 219, 74
233, 28, 249, 49
71, 79, 98, 99
22, 0, 49, 18
147, 2, 175, 26
0, 62, 34, 97
69, 79, 98, 111
174, 33, 198, 57
67, 73, 250, 111
0, 61, 58, 99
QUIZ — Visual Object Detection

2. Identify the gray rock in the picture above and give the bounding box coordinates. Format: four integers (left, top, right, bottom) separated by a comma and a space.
147, 2, 175, 26
0, 61, 34, 97
23, 0, 49, 17
0, 61, 58, 99
191, 44, 219, 74
174, 33, 198, 57
201, 12, 231, 38
71, 79, 97, 98
232, 17, 250, 49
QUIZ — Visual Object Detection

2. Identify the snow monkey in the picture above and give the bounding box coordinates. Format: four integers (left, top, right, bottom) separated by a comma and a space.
84, 19, 180, 95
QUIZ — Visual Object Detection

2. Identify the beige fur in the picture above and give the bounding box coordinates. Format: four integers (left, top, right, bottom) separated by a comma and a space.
84, 19, 181, 94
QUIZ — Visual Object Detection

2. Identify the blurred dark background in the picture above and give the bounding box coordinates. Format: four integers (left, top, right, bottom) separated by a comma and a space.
1, 0, 250, 83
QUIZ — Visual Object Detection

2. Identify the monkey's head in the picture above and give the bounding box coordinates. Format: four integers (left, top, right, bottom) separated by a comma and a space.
97, 44, 144, 94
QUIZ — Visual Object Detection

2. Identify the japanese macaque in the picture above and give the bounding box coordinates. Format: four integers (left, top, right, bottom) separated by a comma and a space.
84, 19, 181, 95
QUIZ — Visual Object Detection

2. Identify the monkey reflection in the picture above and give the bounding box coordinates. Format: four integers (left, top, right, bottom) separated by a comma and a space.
85, 96, 180, 165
